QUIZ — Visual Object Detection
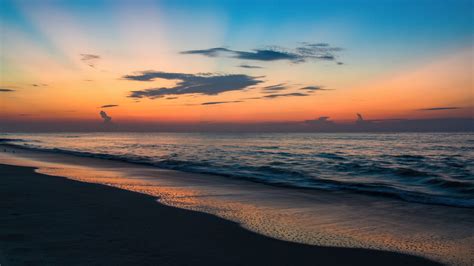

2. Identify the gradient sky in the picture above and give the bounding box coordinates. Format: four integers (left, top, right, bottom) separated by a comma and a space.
1, 0, 473, 127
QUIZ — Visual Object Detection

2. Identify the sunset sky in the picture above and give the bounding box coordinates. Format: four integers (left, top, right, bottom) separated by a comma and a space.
0, 0, 473, 129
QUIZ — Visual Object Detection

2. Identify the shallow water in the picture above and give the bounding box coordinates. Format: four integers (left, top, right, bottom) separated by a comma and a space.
1, 132, 473, 207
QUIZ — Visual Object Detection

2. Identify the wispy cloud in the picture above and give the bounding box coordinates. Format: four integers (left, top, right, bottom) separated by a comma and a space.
300, 86, 325, 92
80, 54, 100, 68
181, 42, 342, 63
201, 100, 243, 105
238, 64, 263, 69
181, 47, 230, 57
263, 92, 309, 99
124, 71, 263, 99
262, 83, 288, 93
418, 107, 461, 111
31, 83, 47, 87
100, 104, 118, 108
305, 116, 335, 126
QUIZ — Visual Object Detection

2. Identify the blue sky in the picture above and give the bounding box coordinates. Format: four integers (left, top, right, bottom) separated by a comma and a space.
2, 0, 472, 63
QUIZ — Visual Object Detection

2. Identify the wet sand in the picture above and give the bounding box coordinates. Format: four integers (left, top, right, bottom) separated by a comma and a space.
0, 163, 441, 266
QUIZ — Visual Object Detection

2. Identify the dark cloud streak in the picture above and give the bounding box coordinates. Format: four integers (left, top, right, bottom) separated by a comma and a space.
262, 83, 288, 93
201, 100, 243, 105
418, 107, 461, 111
263, 92, 309, 99
100, 104, 119, 108
238, 64, 263, 69
300, 86, 324, 92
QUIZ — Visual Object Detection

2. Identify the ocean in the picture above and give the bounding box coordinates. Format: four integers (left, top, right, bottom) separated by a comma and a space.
1, 132, 473, 207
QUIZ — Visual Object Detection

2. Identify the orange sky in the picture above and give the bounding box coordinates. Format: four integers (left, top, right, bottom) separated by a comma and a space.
2, 47, 472, 124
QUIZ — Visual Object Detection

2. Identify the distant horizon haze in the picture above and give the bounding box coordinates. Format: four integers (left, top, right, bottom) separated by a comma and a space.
1, 116, 472, 132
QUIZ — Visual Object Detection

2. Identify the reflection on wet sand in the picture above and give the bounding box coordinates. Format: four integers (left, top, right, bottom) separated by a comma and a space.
1, 147, 473, 265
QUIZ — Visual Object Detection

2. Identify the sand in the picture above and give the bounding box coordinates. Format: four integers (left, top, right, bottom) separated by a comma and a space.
0, 163, 441, 266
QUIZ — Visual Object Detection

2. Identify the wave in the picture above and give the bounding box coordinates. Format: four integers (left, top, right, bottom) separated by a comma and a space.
1, 140, 473, 208
315, 152, 346, 160
0, 138, 27, 143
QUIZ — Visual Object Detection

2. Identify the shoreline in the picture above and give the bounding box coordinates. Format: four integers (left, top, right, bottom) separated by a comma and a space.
1, 141, 471, 209
1, 145, 473, 265
0, 163, 440, 265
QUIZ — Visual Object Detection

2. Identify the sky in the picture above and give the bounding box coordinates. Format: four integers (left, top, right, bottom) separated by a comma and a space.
0, 0, 473, 131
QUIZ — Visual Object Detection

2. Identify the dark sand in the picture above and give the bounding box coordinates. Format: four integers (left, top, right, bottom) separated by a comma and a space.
0, 164, 440, 266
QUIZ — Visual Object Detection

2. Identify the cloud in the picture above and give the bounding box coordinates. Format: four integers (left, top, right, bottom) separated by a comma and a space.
263, 92, 309, 99
180, 47, 231, 57
238, 64, 263, 69
181, 47, 297, 61
300, 86, 324, 92
181, 42, 342, 63
124, 71, 263, 99
201, 100, 243, 105
262, 83, 287, 93
305, 116, 335, 126
31, 83, 47, 87
303, 42, 329, 47
241, 96, 264, 100
418, 107, 461, 111
80, 54, 100, 68
356, 113, 373, 125
99, 110, 112, 123
100, 104, 118, 108
233, 49, 301, 61
0, 88, 15, 92
240, 91, 311, 100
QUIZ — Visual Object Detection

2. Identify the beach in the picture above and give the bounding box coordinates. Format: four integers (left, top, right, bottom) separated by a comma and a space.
0, 139, 473, 265
0, 162, 441, 266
